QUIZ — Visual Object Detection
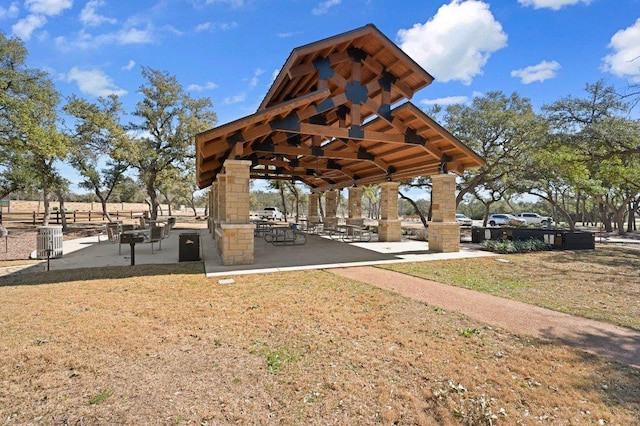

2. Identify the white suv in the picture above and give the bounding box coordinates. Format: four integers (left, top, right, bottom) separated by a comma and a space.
517, 212, 553, 226
488, 214, 526, 227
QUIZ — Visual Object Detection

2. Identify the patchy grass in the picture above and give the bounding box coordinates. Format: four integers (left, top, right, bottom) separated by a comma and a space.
0, 257, 639, 424
381, 245, 640, 330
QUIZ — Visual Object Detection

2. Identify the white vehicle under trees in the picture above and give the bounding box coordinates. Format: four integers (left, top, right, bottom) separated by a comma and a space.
258, 206, 285, 221
517, 212, 553, 226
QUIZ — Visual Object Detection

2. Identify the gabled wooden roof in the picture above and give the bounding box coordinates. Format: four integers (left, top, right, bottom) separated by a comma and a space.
196, 24, 484, 190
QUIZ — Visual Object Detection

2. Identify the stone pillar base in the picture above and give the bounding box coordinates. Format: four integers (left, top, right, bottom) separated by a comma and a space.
378, 219, 402, 242
428, 222, 460, 253
308, 215, 322, 224
216, 223, 255, 265
323, 216, 338, 230
346, 218, 364, 227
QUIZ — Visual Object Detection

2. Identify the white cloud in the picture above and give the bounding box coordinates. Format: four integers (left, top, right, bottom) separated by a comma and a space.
397, 0, 507, 85
277, 31, 298, 38
518, 0, 590, 11
80, 0, 117, 27
420, 95, 469, 106
66, 67, 128, 97
602, 18, 640, 83
205, 0, 245, 7
115, 27, 154, 44
312, 0, 341, 15
187, 81, 219, 91
122, 59, 136, 71
247, 68, 264, 89
12, 14, 47, 40
195, 22, 211, 32
0, 2, 19, 20
223, 93, 246, 104
25, 0, 72, 16
55, 26, 154, 50
195, 21, 237, 32
511, 60, 561, 84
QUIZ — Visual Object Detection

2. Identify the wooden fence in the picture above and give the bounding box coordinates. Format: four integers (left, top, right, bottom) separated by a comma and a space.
0, 210, 148, 225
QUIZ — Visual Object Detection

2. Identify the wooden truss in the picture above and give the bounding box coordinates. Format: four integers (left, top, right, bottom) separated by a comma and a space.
196, 24, 484, 191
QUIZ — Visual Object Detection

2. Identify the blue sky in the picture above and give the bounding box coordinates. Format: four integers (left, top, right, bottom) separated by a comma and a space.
2, 0, 640, 194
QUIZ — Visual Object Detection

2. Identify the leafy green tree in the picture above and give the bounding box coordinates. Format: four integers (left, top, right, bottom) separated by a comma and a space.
63, 94, 130, 222
541, 80, 640, 234
441, 92, 545, 223
111, 176, 147, 203
126, 67, 217, 219
0, 151, 38, 198
362, 185, 380, 219
0, 33, 68, 225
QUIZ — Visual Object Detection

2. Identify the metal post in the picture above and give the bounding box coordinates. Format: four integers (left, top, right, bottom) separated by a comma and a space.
129, 242, 136, 265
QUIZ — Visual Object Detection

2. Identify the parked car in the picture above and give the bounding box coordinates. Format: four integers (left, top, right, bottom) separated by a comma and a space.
517, 212, 553, 226
257, 206, 285, 221
455, 213, 473, 226
488, 214, 527, 227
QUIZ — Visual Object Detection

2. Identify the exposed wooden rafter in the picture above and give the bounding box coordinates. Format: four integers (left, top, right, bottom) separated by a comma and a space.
195, 24, 484, 190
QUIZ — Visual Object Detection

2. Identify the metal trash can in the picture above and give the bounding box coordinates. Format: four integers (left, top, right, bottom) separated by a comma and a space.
36, 225, 63, 259
179, 233, 200, 262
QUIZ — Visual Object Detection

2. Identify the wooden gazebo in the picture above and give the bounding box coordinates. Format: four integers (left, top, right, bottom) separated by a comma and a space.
195, 24, 484, 265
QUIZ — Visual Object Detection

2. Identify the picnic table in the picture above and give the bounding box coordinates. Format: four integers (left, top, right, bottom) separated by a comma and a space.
264, 225, 307, 246
328, 224, 372, 242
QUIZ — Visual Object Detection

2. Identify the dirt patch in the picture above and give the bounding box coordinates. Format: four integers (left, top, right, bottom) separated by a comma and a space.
0, 224, 103, 262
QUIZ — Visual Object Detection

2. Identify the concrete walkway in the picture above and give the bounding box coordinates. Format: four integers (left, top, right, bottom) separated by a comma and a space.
331, 266, 640, 369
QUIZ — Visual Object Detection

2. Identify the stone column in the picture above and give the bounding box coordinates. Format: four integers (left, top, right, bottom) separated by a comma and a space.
428, 174, 460, 252
208, 183, 217, 236
308, 192, 321, 224
378, 182, 401, 241
323, 190, 338, 230
346, 187, 364, 227
215, 159, 254, 265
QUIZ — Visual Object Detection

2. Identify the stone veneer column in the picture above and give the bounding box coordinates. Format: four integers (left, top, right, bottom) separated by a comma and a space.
308, 193, 321, 224
346, 187, 364, 227
428, 174, 460, 253
378, 182, 401, 241
208, 183, 217, 236
215, 159, 254, 265
323, 190, 338, 230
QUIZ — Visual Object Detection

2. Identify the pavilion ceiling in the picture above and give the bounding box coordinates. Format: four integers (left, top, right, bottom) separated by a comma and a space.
195, 24, 484, 191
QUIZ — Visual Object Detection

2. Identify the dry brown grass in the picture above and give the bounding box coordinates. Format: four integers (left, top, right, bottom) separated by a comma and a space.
1, 260, 639, 425
381, 245, 640, 331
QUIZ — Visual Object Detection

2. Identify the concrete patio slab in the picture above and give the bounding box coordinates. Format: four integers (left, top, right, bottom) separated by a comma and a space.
9, 224, 494, 277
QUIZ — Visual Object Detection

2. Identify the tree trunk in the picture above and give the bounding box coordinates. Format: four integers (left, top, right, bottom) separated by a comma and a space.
482, 202, 492, 227
42, 188, 51, 226
627, 200, 638, 232
97, 194, 112, 223
56, 190, 68, 232
278, 186, 287, 221
398, 191, 427, 228
318, 193, 325, 219
602, 204, 613, 232
147, 184, 159, 220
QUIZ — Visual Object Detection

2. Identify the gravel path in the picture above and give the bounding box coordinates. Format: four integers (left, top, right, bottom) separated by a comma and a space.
0, 230, 40, 261
331, 266, 640, 369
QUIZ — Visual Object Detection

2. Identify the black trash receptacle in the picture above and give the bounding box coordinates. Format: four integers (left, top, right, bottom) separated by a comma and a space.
179, 233, 200, 262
